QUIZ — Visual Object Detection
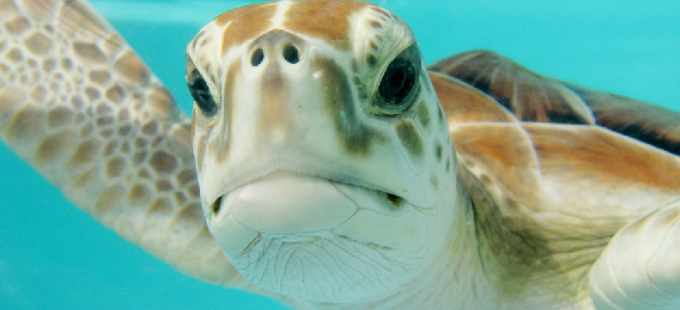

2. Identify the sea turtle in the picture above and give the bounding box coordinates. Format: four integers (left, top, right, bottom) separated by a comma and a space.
1, 0, 680, 309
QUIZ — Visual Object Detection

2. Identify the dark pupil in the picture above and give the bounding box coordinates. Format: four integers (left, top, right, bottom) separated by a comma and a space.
187, 70, 217, 116
379, 58, 416, 105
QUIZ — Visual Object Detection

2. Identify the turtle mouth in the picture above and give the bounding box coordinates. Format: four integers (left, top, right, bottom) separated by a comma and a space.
210, 181, 405, 216
385, 192, 405, 208
210, 195, 224, 215
207, 170, 408, 235
207, 168, 408, 220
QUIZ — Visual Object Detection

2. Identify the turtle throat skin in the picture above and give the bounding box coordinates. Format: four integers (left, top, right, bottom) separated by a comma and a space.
187, 0, 461, 307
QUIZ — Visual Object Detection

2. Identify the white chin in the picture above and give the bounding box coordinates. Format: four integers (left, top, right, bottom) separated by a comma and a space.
233, 232, 409, 302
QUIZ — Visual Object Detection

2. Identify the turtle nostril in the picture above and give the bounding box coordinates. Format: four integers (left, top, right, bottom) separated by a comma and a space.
282, 45, 299, 64
251, 48, 264, 67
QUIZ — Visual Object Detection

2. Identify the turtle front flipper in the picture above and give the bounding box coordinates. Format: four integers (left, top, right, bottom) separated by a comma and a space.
0, 0, 245, 288
589, 201, 680, 310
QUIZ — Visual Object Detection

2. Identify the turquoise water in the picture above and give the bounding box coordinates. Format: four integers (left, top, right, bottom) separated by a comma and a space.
0, 0, 678, 309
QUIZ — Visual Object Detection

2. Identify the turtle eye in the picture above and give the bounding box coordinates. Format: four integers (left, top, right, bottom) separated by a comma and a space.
187, 69, 218, 117
375, 44, 421, 115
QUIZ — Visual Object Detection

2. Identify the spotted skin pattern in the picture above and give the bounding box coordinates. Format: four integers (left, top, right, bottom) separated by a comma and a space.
4, 0, 680, 310
0, 0, 247, 287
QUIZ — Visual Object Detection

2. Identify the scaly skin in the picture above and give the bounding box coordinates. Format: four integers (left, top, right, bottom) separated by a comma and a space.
0, 0, 243, 287
4, 1, 680, 309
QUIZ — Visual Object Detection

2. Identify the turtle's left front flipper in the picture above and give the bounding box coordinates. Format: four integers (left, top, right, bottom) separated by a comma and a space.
0, 0, 248, 289
590, 200, 680, 310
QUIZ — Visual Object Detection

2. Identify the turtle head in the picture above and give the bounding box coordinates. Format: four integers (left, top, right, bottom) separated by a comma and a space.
186, 0, 458, 304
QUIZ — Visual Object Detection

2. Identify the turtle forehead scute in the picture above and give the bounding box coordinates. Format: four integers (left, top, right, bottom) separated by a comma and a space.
214, 2, 278, 54
213, 0, 373, 54
283, 0, 372, 50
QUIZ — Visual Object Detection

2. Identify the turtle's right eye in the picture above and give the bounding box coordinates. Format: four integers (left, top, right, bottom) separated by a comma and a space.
187, 69, 218, 117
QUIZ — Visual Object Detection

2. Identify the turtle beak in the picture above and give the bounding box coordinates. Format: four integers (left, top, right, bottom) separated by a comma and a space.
207, 170, 358, 252
211, 170, 357, 234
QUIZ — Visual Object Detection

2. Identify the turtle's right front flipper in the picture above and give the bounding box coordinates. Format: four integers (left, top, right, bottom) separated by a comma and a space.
0, 0, 247, 288
590, 200, 680, 310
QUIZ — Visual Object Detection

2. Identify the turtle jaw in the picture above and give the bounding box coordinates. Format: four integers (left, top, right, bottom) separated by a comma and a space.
204, 169, 431, 303
210, 170, 358, 235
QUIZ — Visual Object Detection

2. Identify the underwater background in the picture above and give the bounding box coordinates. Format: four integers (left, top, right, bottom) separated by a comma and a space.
0, 0, 678, 309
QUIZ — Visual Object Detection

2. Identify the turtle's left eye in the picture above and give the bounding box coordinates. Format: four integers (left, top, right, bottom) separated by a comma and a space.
187, 69, 218, 117
375, 44, 421, 115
